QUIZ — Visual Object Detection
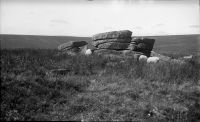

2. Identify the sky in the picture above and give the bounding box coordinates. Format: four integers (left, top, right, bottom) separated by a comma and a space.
0, 0, 199, 37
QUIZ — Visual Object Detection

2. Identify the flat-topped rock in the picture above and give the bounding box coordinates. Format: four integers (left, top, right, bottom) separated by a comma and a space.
97, 42, 130, 50
92, 38, 131, 47
92, 30, 132, 41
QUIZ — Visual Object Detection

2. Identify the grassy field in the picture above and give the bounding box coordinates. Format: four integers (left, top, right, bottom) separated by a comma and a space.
1, 49, 200, 121
0, 34, 91, 49
1, 34, 200, 54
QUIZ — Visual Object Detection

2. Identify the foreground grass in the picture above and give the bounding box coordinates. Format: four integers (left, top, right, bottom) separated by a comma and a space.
1, 49, 200, 121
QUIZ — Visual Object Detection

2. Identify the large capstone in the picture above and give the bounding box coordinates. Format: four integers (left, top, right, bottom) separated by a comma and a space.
92, 38, 131, 47
92, 30, 132, 41
97, 42, 130, 50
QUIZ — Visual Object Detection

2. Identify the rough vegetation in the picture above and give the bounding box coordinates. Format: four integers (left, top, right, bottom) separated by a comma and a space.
1, 49, 200, 121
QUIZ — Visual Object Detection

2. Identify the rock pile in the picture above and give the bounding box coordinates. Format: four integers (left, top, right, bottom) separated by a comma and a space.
92, 30, 155, 57
92, 30, 132, 49
57, 30, 156, 57
93, 30, 131, 56
58, 41, 88, 55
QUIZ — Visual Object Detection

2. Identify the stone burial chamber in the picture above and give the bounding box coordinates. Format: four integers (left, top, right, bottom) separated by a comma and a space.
92, 30, 155, 57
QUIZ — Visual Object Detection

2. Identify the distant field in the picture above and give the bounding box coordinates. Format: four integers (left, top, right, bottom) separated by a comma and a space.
1, 34, 200, 54
149, 35, 200, 54
0, 34, 91, 49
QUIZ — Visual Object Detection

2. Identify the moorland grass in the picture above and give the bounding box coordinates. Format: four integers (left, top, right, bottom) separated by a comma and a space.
1, 49, 199, 121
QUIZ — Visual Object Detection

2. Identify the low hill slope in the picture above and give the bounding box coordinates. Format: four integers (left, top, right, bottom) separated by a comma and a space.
1, 34, 199, 53
0, 34, 91, 49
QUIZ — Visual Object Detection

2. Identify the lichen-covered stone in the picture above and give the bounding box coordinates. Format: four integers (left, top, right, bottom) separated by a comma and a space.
127, 43, 137, 51
92, 38, 131, 47
97, 42, 130, 50
131, 37, 155, 51
92, 30, 132, 41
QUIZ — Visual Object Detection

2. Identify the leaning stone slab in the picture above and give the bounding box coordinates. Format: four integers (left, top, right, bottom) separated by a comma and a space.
131, 38, 142, 44
97, 42, 130, 50
58, 41, 88, 51
132, 37, 155, 44
92, 30, 132, 41
131, 37, 155, 51
136, 43, 148, 51
139, 50, 151, 57
92, 38, 131, 47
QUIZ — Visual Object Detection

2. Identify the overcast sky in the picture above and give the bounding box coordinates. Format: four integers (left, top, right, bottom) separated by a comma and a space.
0, 0, 199, 36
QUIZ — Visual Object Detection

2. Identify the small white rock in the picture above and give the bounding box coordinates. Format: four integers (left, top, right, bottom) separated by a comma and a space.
85, 49, 92, 55
139, 55, 147, 62
147, 57, 159, 63
183, 55, 193, 59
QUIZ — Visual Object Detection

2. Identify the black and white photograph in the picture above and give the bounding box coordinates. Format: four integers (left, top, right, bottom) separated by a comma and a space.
0, 0, 200, 121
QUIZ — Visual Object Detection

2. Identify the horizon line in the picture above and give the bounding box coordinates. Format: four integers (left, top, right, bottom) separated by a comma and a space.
0, 33, 200, 37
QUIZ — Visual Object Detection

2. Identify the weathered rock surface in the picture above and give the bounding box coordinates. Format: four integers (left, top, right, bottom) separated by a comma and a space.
127, 43, 137, 51
79, 44, 97, 54
58, 41, 88, 51
131, 37, 154, 44
140, 50, 151, 57
94, 49, 145, 57
137, 43, 148, 51
92, 38, 131, 47
131, 38, 155, 51
97, 42, 130, 50
50, 68, 71, 75
92, 30, 132, 41
131, 38, 142, 44
90, 30, 156, 58
94, 49, 123, 55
